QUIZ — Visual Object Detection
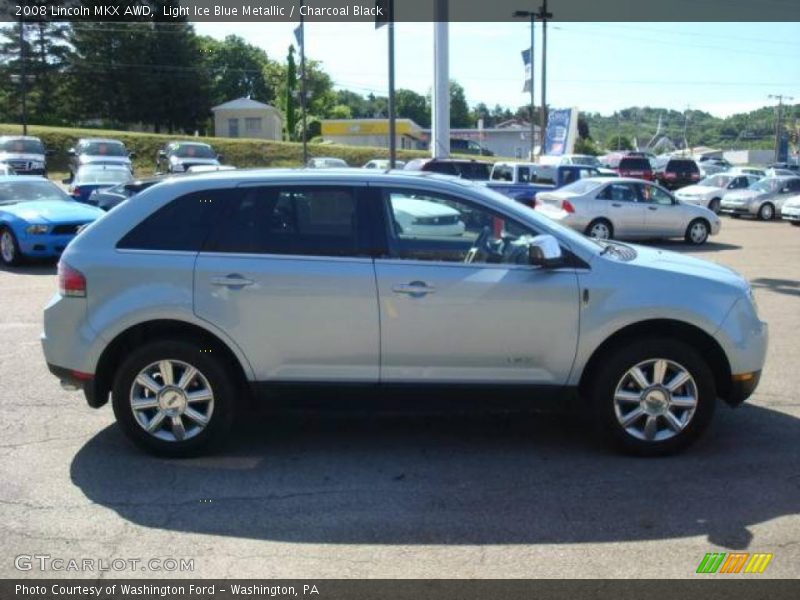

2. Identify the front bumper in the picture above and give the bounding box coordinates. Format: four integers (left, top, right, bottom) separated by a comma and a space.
781, 207, 800, 222
19, 234, 77, 258
720, 204, 756, 216
725, 371, 762, 407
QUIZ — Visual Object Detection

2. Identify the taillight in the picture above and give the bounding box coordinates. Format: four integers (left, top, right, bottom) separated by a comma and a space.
664, 172, 677, 179
58, 261, 86, 297
562, 200, 575, 214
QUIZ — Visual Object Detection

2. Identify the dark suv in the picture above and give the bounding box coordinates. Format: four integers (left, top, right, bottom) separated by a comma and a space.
655, 158, 701, 190
403, 158, 492, 181
614, 156, 654, 181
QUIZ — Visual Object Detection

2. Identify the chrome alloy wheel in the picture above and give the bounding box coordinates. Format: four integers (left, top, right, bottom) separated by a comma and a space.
129, 359, 214, 442
613, 358, 698, 442
0, 230, 16, 263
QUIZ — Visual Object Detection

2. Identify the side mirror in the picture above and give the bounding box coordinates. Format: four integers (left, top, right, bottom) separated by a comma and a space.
528, 234, 564, 269
66, 148, 75, 156
128, 151, 136, 158
216, 154, 224, 162
61, 178, 70, 185
158, 150, 167, 158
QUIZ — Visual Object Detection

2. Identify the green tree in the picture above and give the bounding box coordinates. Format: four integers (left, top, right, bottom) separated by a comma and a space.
329, 104, 352, 119
201, 34, 274, 106
395, 88, 429, 127
449, 80, 471, 127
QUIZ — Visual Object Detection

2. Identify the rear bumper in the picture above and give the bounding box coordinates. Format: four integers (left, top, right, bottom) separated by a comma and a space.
46, 363, 104, 408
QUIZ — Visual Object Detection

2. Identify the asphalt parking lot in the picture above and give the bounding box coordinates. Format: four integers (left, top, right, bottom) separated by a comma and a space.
1, 217, 798, 579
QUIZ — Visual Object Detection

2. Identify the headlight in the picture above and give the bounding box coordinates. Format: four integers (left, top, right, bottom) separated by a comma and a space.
26, 224, 49, 235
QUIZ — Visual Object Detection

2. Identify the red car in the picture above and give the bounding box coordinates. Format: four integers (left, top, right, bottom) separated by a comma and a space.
610, 155, 654, 181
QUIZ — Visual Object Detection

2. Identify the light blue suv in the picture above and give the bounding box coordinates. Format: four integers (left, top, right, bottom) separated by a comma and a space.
42, 170, 767, 457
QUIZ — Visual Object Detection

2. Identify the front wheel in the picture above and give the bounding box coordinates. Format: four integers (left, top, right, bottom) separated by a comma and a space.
708, 198, 721, 214
758, 203, 775, 221
791, 221, 800, 227
0, 227, 22, 266
685, 219, 710, 245
590, 338, 716, 456
111, 340, 238, 457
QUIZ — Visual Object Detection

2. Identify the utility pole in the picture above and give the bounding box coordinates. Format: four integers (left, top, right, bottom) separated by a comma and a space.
768, 94, 793, 163
387, 0, 396, 167
683, 105, 690, 154
19, 19, 27, 136
513, 9, 536, 159
298, 4, 308, 165
538, 0, 552, 139
432, 1, 450, 159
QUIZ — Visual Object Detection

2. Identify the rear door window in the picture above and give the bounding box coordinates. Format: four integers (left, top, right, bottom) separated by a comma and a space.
208, 186, 366, 257
619, 158, 651, 171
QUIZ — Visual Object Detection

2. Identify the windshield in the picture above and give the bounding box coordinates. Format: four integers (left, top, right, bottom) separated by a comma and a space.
0, 179, 68, 205
172, 144, 216, 158
570, 156, 600, 167
558, 179, 605, 195
75, 168, 132, 185
79, 141, 128, 157
0, 139, 44, 154
750, 179, 782, 193
700, 174, 733, 187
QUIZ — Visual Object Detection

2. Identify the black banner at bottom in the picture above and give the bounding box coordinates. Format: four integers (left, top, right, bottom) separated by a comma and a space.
2, 580, 799, 600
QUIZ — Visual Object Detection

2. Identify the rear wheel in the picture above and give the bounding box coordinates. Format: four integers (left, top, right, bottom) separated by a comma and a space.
708, 198, 721, 214
590, 338, 716, 456
586, 219, 613, 240
791, 221, 800, 227
685, 219, 710, 245
111, 340, 238, 457
0, 227, 22, 266
758, 203, 775, 221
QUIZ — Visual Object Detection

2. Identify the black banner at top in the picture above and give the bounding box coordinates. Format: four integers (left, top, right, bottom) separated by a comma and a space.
2, 0, 799, 22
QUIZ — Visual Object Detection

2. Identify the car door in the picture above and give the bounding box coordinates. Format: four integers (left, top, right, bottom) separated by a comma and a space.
638, 183, 685, 237
596, 182, 645, 237
194, 183, 380, 382
371, 185, 580, 385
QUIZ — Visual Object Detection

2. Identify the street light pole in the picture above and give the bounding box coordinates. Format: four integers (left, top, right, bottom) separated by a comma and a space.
539, 0, 551, 138
769, 94, 793, 163
387, 0, 396, 168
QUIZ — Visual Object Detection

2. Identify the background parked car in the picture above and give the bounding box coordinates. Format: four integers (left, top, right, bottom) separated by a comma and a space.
86, 176, 165, 211
185, 165, 236, 173
614, 155, 655, 181
0, 176, 104, 266
403, 158, 492, 180
720, 176, 800, 220
653, 157, 701, 190
67, 138, 134, 181
0, 135, 53, 176
696, 156, 731, 177
390, 194, 466, 237
363, 159, 406, 169
535, 177, 720, 244
780, 194, 800, 226
539, 154, 616, 179
675, 173, 760, 214
67, 164, 133, 204
156, 141, 222, 173
450, 138, 493, 156
727, 166, 767, 178
307, 157, 348, 168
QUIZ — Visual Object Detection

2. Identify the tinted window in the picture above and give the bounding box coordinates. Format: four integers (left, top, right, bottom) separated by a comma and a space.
0, 138, 44, 154
598, 183, 638, 202
78, 141, 128, 157
491, 165, 513, 182
666, 159, 699, 174
211, 186, 361, 257
518, 166, 531, 183
619, 158, 651, 170
117, 190, 227, 251
171, 144, 216, 158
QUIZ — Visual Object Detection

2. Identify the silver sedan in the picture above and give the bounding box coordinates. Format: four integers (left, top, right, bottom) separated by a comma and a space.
535, 177, 721, 244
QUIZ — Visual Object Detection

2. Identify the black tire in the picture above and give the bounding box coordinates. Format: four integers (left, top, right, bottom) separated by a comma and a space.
730, 214, 741, 219
0, 226, 22, 267
111, 339, 238, 457
791, 221, 800, 227
684, 218, 710, 245
708, 198, 721, 214
757, 203, 775, 221
590, 338, 716, 456
585, 218, 614, 240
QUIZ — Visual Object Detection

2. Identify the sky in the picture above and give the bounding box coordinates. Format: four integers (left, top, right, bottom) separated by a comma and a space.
195, 22, 800, 119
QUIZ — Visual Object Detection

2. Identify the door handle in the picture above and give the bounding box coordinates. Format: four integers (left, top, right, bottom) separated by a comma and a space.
392, 282, 436, 297
611, 203, 622, 207
210, 275, 254, 287
647, 206, 658, 211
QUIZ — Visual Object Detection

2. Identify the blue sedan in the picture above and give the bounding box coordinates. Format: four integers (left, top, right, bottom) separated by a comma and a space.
67, 164, 133, 204
0, 176, 105, 266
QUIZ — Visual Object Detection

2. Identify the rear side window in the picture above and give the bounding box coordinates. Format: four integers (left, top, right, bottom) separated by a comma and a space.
209, 186, 362, 257
457, 162, 491, 180
619, 158, 651, 170
117, 190, 227, 251
491, 165, 513, 182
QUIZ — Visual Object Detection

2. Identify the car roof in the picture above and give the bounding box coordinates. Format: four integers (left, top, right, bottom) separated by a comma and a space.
0, 175, 54, 183
167, 140, 212, 146
78, 138, 125, 144
76, 163, 131, 171
0, 135, 42, 141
